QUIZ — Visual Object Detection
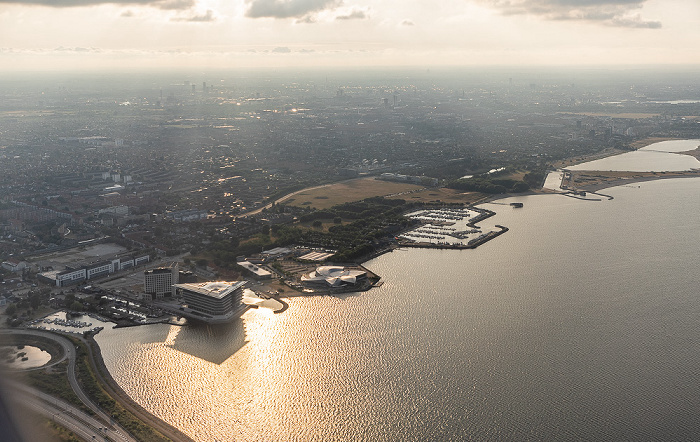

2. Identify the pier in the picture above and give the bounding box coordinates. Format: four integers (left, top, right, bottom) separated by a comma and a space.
398, 225, 508, 250
396, 205, 508, 250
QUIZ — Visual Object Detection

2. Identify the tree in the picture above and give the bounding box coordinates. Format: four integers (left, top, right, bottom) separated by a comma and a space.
312, 220, 323, 229
5, 303, 17, 316
70, 301, 83, 312
29, 294, 41, 310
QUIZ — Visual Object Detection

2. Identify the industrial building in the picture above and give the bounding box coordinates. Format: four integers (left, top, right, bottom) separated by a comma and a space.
37, 254, 150, 287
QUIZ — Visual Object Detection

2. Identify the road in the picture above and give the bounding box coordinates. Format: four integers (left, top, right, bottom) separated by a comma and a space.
9, 382, 135, 442
1, 329, 134, 442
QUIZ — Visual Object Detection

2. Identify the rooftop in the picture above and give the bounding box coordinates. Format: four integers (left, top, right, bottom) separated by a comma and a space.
174, 281, 246, 299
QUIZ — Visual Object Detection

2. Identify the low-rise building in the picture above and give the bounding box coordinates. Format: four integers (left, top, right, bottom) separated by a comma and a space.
301, 266, 367, 287
1, 259, 28, 273
238, 261, 272, 279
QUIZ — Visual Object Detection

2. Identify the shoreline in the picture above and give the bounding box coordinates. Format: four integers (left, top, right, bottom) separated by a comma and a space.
562, 170, 700, 193
83, 333, 196, 442
60, 138, 699, 440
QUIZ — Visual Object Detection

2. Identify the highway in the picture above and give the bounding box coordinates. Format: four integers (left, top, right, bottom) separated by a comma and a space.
1, 329, 135, 442
9, 382, 135, 442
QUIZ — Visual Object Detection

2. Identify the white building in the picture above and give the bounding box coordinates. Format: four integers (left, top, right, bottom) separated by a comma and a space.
238, 261, 272, 279
144, 263, 179, 298
301, 266, 367, 287
38, 254, 150, 287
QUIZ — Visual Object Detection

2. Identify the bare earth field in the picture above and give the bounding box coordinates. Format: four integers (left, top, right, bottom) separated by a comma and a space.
563, 170, 700, 192
681, 146, 700, 160
283, 178, 425, 209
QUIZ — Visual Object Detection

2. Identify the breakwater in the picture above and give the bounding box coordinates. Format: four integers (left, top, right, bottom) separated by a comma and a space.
397, 205, 508, 250
399, 225, 508, 250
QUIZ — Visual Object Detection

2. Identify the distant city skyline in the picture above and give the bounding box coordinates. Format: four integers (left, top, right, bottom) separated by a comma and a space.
0, 0, 699, 71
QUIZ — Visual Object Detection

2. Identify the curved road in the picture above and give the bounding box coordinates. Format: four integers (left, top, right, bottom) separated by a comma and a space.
9, 382, 133, 442
2, 329, 134, 441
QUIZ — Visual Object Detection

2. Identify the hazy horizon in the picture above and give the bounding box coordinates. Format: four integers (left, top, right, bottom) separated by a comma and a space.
1, 0, 699, 71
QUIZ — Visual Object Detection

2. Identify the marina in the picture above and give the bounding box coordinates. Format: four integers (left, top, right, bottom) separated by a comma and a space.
397, 206, 507, 248
27, 311, 112, 335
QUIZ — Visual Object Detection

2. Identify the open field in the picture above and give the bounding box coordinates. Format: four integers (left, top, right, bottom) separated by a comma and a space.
283, 178, 425, 209
386, 187, 484, 204
31, 243, 128, 267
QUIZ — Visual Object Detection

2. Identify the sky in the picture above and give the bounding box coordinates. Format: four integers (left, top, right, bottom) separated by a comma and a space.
0, 0, 699, 71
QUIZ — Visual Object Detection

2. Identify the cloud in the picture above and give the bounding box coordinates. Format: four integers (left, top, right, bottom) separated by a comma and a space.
245, 0, 341, 19
0, 0, 194, 9
295, 15, 317, 23
156, 0, 194, 10
335, 8, 368, 20
120, 9, 135, 16
271, 46, 292, 53
401, 19, 414, 26
481, 0, 661, 28
610, 15, 661, 28
52, 46, 102, 53
171, 9, 215, 22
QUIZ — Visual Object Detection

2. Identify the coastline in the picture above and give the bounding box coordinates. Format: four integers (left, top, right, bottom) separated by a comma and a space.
562, 170, 700, 193
82, 137, 699, 440
84, 333, 196, 442
544, 137, 700, 194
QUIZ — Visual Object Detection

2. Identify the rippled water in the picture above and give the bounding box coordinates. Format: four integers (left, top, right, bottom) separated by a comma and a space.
96, 176, 700, 441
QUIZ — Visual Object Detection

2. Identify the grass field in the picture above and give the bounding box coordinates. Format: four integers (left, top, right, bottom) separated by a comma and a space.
386, 187, 484, 204
283, 178, 425, 209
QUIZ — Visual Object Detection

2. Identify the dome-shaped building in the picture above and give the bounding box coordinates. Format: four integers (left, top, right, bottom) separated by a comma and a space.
301, 265, 367, 287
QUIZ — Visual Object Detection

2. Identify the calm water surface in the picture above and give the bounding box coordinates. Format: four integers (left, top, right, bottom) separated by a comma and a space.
96, 176, 700, 441
568, 139, 700, 172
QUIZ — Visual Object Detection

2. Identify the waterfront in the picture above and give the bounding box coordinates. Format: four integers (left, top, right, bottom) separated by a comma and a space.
94, 172, 700, 441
